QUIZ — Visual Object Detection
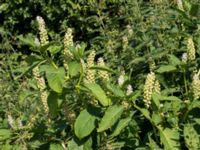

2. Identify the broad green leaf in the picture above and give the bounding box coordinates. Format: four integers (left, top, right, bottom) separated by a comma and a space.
184, 124, 200, 149
0, 3, 8, 12
1, 143, 12, 150
48, 92, 58, 118
135, 105, 151, 121
160, 96, 182, 102
90, 65, 117, 74
148, 134, 162, 150
106, 83, 125, 97
17, 34, 37, 48
168, 54, 181, 66
67, 137, 92, 150
45, 66, 65, 93
190, 4, 200, 17
152, 93, 160, 110
156, 65, 177, 73
153, 94, 182, 102
188, 100, 200, 111
75, 109, 96, 139
68, 139, 83, 150
0, 129, 12, 141
28, 140, 43, 149
40, 41, 58, 54
152, 112, 162, 125
68, 61, 80, 77
48, 44, 62, 55
158, 127, 180, 150
83, 137, 93, 150
84, 83, 112, 106
50, 143, 64, 150
110, 116, 131, 137
97, 105, 124, 132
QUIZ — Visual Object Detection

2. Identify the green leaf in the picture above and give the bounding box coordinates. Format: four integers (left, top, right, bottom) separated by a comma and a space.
168, 54, 181, 66
68, 139, 83, 150
67, 137, 92, 150
48, 92, 59, 118
68, 61, 80, 77
48, 44, 63, 55
152, 112, 162, 125
106, 83, 125, 97
50, 143, 64, 150
0, 3, 8, 12
45, 66, 65, 93
190, 4, 200, 17
17, 34, 37, 48
158, 127, 180, 150
160, 96, 182, 102
184, 124, 200, 149
135, 105, 151, 121
0, 129, 12, 141
40, 41, 58, 54
97, 105, 124, 132
152, 93, 160, 110
84, 83, 112, 106
148, 134, 162, 150
156, 65, 177, 73
90, 65, 117, 74
110, 116, 131, 137
75, 109, 97, 139
83, 137, 93, 150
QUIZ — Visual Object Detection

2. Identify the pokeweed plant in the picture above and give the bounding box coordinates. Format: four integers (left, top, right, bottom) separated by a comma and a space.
1, 0, 200, 150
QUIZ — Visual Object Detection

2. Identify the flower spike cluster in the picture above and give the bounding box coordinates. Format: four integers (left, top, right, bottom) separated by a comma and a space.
187, 37, 196, 61
143, 72, 156, 108
36, 16, 49, 45
33, 66, 49, 114
97, 57, 109, 82
84, 51, 96, 83
192, 70, 200, 100
154, 80, 161, 95
64, 28, 74, 60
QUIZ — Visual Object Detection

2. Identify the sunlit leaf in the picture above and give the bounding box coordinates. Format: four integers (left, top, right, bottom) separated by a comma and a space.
97, 105, 124, 132
75, 109, 97, 139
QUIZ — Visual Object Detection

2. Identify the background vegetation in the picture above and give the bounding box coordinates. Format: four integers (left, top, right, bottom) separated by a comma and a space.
1, 0, 200, 149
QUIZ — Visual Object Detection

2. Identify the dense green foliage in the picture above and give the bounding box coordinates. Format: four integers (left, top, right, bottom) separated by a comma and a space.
1, 0, 200, 149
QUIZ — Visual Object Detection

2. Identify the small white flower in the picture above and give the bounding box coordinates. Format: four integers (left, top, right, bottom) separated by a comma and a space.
118, 75, 124, 86
8, 115, 14, 128
34, 37, 40, 46
75, 44, 81, 49
177, 0, 184, 11
182, 53, 187, 63
159, 104, 164, 108
126, 84, 133, 96
17, 119, 23, 128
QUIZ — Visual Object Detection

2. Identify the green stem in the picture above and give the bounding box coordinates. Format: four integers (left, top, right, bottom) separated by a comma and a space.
183, 69, 188, 97
76, 59, 84, 94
